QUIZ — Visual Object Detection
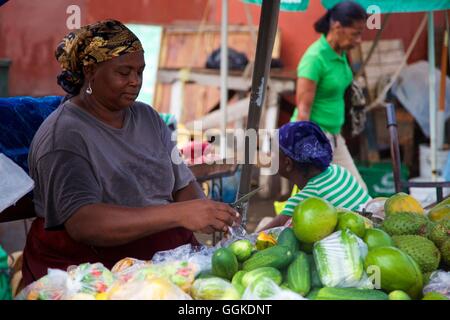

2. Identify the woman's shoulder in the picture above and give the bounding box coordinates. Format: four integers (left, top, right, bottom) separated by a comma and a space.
301, 37, 331, 63
131, 101, 160, 118
29, 102, 92, 160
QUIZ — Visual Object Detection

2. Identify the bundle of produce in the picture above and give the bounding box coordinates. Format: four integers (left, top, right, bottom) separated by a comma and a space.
107, 275, 192, 300
16, 269, 69, 300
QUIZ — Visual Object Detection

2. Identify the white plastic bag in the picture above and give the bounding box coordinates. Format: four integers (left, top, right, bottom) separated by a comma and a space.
108, 276, 192, 300
423, 271, 450, 298
0, 153, 34, 213
15, 269, 68, 300
241, 278, 306, 300
151, 243, 215, 276
65, 262, 116, 298
313, 230, 371, 288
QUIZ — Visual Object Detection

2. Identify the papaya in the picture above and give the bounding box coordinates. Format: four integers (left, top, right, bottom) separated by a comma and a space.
384, 192, 424, 216
427, 204, 450, 222
364, 246, 423, 299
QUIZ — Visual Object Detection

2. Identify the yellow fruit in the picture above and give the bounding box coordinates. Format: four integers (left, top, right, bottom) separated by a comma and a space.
384, 193, 424, 216
428, 204, 450, 222
95, 292, 108, 300
255, 231, 277, 250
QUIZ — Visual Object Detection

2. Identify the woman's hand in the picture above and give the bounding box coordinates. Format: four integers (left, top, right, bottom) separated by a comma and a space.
176, 199, 239, 234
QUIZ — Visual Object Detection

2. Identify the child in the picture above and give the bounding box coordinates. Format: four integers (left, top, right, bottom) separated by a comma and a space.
259, 121, 371, 230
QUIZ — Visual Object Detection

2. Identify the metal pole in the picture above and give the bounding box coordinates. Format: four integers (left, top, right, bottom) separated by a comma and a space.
428, 11, 437, 180
236, 0, 280, 228
220, 0, 228, 159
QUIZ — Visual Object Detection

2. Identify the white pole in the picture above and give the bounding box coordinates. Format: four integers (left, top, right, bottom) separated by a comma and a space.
428, 11, 437, 180
220, 0, 228, 159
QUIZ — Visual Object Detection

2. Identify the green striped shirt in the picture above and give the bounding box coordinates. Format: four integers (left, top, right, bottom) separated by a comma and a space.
281, 164, 372, 216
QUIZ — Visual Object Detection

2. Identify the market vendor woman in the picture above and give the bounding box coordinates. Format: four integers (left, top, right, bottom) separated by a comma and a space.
261, 121, 372, 230
294, 1, 368, 190
21, 20, 238, 286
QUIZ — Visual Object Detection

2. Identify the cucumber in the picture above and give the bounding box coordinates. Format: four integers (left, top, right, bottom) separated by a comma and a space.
228, 239, 253, 262
306, 254, 322, 288
287, 251, 311, 296
277, 228, 300, 253
242, 245, 294, 271
306, 288, 321, 300
315, 287, 389, 300
212, 248, 238, 280
242, 267, 283, 288
231, 270, 247, 296
196, 270, 215, 279
280, 282, 291, 290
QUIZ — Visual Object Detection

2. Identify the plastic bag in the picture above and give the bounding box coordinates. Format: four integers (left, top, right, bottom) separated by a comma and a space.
241, 278, 306, 300
65, 263, 116, 298
0, 153, 34, 213
191, 277, 240, 300
107, 275, 192, 300
313, 230, 371, 289
423, 271, 450, 298
111, 257, 151, 283
129, 261, 199, 293
15, 269, 68, 300
217, 226, 286, 249
152, 243, 215, 276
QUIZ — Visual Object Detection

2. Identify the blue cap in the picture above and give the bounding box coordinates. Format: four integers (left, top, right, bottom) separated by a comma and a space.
279, 121, 332, 170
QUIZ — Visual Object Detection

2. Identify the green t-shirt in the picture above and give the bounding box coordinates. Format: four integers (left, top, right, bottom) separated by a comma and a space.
295, 35, 353, 134
281, 164, 372, 216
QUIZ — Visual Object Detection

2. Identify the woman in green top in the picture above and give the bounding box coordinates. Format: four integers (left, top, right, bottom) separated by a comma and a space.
294, 1, 368, 190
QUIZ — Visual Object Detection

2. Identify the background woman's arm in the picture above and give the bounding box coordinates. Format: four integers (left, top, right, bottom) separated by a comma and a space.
296, 77, 317, 121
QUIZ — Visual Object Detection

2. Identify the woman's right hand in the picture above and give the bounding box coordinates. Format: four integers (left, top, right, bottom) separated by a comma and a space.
176, 199, 239, 234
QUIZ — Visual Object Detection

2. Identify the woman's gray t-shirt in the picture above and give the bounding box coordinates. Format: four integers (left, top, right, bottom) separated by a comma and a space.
28, 100, 195, 229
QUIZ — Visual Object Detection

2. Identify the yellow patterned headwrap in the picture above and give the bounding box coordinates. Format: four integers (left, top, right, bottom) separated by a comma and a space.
55, 19, 143, 95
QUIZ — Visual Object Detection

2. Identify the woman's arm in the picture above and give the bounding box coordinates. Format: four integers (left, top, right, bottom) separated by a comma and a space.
173, 180, 206, 202
65, 198, 238, 247
296, 77, 317, 121
258, 214, 290, 231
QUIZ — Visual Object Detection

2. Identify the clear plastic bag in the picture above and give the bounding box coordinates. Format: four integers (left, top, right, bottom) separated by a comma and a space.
107, 275, 192, 300
423, 271, 450, 298
151, 243, 215, 277
111, 257, 151, 283
217, 226, 286, 249
191, 277, 241, 300
241, 278, 306, 300
15, 269, 68, 300
130, 261, 199, 293
313, 230, 370, 289
65, 262, 116, 298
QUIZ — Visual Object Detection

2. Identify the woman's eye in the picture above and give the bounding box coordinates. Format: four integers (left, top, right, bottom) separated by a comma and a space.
118, 70, 130, 76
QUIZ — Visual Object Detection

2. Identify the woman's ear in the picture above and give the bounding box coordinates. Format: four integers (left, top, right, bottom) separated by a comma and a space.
82, 64, 96, 81
285, 157, 294, 173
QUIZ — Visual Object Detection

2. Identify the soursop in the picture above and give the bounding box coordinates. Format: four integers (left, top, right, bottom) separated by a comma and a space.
392, 235, 441, 273
382, 212, 429, 236
428, 223, 449, 247
441, 238, 450, 267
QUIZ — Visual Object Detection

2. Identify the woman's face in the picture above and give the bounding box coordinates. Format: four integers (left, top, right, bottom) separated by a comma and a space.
277, 149, 294, 179
332, 20, 365, 51
88, 51, 145, 110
